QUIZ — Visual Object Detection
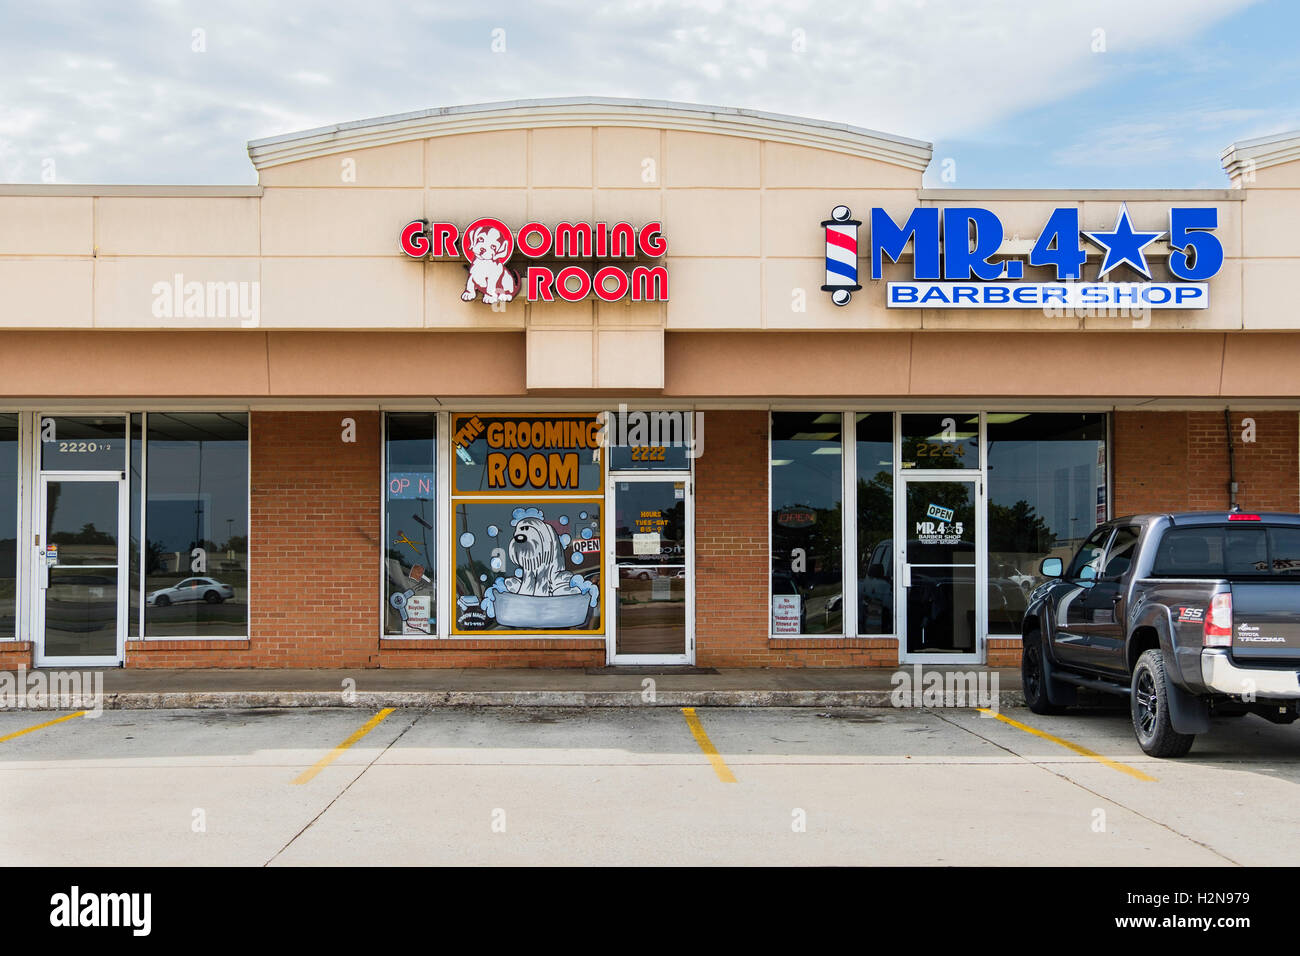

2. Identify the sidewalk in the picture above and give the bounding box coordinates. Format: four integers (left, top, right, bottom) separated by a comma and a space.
73, 666, 1023, 710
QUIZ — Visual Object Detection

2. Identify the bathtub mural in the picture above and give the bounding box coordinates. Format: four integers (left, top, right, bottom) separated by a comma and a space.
455, 504, 601, 632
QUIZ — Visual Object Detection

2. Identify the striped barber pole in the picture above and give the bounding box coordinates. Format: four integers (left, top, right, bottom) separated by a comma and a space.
821, 205, 863, 306
820, 205, 861, 306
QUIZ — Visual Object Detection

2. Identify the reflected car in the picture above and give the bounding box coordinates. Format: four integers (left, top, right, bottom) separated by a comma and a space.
147, 577, 235, 606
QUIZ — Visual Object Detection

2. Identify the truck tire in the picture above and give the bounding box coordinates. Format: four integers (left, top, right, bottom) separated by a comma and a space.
1022, 632, 1061, 715
1131, 649, 1195, 758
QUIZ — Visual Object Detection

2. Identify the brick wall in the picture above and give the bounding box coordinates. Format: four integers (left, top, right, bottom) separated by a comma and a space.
1114, 411, 1299, 515
694, 410, 897, 668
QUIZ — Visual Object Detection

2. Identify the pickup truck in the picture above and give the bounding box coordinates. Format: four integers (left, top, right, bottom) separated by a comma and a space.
1022, 512, 1300, 756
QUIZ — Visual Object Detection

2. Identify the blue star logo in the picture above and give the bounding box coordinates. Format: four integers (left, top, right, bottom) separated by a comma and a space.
1084, 203, 1165, 278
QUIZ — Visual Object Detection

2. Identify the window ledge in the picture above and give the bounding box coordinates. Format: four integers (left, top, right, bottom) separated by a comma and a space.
381, 637, 606, 651
126, 640, 251, 652
768, 636, 898, 649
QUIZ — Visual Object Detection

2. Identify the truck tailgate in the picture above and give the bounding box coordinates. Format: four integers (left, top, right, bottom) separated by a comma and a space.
1231, 581, 1300, 661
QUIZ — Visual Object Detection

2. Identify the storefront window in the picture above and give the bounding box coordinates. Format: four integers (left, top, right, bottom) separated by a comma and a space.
451, 413, 603, 634
771, 412, 843, 635
385, 413, 436, 636
901, 413, 979, 470
0, 415, 17, 638
129, 414, 142, 637
855, 413, 894, 635
986, 412, 1107, 633
143, 413, 248, 637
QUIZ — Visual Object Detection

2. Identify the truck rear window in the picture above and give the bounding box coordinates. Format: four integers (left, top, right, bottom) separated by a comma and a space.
1151, 526, 1300, 577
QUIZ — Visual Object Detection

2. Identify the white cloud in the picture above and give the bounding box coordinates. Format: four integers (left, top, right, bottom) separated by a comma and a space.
0, 0, 1269, 183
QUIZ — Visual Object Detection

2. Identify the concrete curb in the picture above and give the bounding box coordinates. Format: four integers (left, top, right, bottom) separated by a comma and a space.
81, 689, 1025, 710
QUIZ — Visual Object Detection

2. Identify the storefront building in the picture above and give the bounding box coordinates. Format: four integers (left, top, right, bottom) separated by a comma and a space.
1, 99, 1298, 670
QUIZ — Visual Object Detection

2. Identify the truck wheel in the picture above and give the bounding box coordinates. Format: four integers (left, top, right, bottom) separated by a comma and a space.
1022, 633, 1061, 715
1131, 649, 1195, 758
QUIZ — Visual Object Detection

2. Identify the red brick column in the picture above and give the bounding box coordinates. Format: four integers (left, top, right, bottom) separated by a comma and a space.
1114, 411, 1298, 516
1113, 411, 1192, 514
694, 411, 770, 666
1227, 412, 1299, 513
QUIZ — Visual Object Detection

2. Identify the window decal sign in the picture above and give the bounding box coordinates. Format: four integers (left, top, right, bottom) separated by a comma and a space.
452, 414, 603, 494
821, 204, 1221, 310
453, 504, 602, 634
926, 503, 955, 523
452, 413, 605, 635
401, 218, 668, 304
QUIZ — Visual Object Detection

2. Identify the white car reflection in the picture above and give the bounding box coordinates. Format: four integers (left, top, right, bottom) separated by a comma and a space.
147, 577, 235, 607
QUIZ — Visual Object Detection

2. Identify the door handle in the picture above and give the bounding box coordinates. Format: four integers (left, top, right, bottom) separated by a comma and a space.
901, 565, 912, 589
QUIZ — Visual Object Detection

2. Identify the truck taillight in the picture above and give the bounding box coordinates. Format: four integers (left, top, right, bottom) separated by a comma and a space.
1204, 592, 1233, 647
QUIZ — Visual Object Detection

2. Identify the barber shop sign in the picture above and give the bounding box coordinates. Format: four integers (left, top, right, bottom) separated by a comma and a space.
400, 218, 669, 304
820, 203, 1222, 311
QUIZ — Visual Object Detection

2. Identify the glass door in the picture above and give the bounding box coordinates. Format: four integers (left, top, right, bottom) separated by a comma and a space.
36, 474, 127, 665
608, 475, 692, 663
899, 477, 982, 663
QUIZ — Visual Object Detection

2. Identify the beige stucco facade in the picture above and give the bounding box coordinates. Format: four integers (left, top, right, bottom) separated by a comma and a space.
0, 98, 1298, 401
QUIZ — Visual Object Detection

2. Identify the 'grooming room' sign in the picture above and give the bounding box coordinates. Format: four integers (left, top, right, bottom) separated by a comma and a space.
400, 218, 668, 305
451, 414, 604, 495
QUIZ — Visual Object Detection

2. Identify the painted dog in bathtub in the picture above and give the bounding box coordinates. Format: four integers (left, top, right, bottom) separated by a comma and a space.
506, 515, 577, 596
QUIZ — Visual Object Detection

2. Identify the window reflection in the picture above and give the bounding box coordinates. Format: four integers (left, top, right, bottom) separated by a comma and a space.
987, 413, 1107, 633
855, 413, 893, 635
771, 412, 843, 635
144, 413, 248, 637
0, 415, 17, 637
385, 413, 436, 636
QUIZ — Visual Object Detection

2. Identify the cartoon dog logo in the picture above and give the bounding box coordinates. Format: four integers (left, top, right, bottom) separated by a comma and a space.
506, 515, 575, 597
461, 217, 518, 304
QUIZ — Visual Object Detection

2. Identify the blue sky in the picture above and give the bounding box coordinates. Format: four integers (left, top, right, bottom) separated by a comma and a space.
1, 0, 1296, 187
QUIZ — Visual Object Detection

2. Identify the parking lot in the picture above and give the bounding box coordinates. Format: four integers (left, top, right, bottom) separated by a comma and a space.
1, 704, 1298, 866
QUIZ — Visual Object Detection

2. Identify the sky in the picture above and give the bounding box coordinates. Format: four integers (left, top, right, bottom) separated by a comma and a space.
1, 0, 1297, 187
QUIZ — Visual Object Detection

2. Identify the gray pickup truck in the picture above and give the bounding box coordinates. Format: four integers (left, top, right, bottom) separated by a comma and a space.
1022, 512, 1300, 756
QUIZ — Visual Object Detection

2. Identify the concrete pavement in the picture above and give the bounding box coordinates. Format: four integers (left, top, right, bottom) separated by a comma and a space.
2, 704, 1297, 865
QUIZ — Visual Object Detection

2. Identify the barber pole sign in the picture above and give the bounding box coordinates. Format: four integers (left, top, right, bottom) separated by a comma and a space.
821, 205, 861, 306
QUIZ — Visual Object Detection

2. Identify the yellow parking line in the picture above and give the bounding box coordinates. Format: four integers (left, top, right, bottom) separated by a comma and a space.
0, 710, 86, 744
292, 708, 395, 785
977, 708, 1157, 782
681, 707, 736, 783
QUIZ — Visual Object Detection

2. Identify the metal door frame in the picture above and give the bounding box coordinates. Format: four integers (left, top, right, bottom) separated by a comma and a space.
896, 472, 985, 665
33, 470, 129, 667
605, 471, 694, 665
